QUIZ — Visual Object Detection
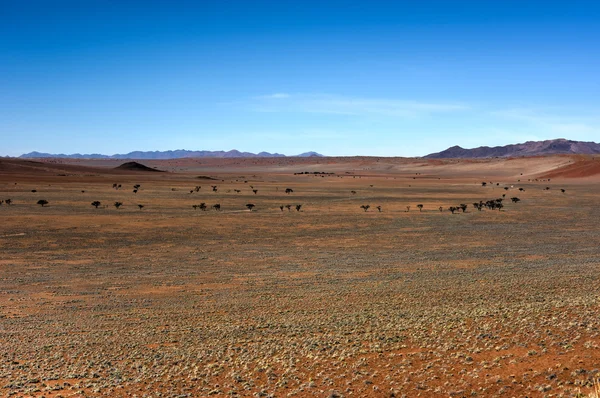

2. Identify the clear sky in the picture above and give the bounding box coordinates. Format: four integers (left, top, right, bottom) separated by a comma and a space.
2, 1, 599, 157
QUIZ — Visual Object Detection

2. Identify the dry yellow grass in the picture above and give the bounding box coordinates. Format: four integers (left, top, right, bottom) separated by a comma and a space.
1, 155, 600, 397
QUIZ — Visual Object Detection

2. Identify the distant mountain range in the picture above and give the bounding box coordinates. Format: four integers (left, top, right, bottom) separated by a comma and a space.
19, 149, 324, 159
18, 139, 600, 160
425, 139, 600, 159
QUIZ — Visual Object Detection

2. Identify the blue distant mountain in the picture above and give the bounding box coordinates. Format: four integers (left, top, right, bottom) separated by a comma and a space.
19, 149, 324, 159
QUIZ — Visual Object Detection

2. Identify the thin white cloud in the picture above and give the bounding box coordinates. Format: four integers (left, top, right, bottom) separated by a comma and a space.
491, 108, 599, 139
249, 93, 469, 117
254, 93, 291, 99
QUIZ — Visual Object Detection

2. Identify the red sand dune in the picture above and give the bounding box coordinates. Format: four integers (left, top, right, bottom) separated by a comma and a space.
539, 158, 600, 179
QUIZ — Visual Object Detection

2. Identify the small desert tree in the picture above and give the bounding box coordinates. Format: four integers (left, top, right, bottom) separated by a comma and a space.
481, 182, 487, 187
449, 206, 457, 214
561, 189, 566, 193
351, 190, 356, 195
213, 204, 221, 211
246, 203, 255, 211
360, 205, 370, 212
37, 199, 48, 207
138, 204, 144, 210
114, 201, 123, 209
5, 199, 12, 205
91, 201, 101, 209
439, 206, 443, 212
417, 204, 423, 212
459, 203, 467, 213
376, 206, 382, 212
252, 189, 258, 195
285, 204, 292, 212
295, 204, 302, 212
406, 205, 410, 212
279, 205, 284, 211
285, 188, 293, 194
511, 197, 520, 203
199, 202, 207, 211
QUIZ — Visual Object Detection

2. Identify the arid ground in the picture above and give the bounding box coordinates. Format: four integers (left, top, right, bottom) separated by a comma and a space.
1, 155, 600, 397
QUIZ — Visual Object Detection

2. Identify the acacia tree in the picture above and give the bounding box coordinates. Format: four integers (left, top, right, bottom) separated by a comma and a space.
439, 206, 443, 212
246, 203, 255, 211
285, 204, 292, 212
199, 203, 207, 211
285, 188, 293, 194
417, 204, 423, 212
459, 203, 467, 212
114, 201, 123, 209
213, 204, 221, 211
376, 206, 382, 212
295, 204, 302, 212
37, 199, 48, 207
138, 204, 144, 210
406, 205, 410, 212
449, 206, 457, 214
252, 189, 258, 195
360, 205, 370, 212
511, 197, 520, 203
279, 205, 284, 211
5, 199, 12, 205
481, 182, 487, 186
91, 201, 101, 209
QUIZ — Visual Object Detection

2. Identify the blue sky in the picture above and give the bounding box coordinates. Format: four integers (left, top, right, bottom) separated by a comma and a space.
1, 1, 599, 157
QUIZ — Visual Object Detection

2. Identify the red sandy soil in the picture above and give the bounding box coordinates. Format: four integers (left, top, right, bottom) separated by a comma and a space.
539, 157, 600, 179
1, 154, 600, 397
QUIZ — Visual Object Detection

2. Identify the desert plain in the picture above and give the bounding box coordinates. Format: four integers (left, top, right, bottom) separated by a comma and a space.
1, 155, 600, 398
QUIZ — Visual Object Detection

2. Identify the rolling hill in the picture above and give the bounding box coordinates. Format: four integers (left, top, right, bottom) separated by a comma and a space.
425, 138, 600, 158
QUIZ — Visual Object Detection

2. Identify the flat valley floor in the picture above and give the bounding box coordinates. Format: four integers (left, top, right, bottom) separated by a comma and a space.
1, 155, 600, 397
